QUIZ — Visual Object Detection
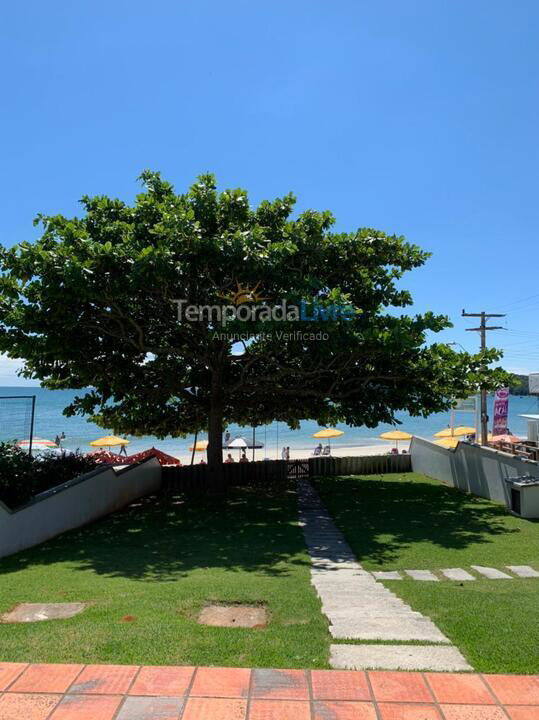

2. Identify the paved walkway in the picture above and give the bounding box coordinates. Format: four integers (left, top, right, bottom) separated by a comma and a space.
297, 478, 471, 671
0, 663, 538, 719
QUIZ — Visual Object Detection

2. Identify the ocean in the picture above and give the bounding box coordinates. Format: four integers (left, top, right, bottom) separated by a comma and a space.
0, 387, 537, 459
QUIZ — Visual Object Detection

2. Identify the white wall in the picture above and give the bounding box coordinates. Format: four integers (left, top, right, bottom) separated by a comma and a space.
0, 458, 162, 559
410, 436, 538, 506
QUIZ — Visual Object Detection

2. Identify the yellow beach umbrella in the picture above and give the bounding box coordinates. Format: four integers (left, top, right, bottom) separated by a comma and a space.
89, 435, 130, 448
434, 426, 476, 438
379, 430, 412, 450
189, 440, 209, 452
312, 428, 345, 439
435, 437, 459, 449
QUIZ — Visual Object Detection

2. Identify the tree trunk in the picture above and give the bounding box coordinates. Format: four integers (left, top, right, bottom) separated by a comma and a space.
206, 370, 225, 496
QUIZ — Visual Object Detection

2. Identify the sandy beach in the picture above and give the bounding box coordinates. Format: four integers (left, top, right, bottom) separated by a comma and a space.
174, 441, 411, 465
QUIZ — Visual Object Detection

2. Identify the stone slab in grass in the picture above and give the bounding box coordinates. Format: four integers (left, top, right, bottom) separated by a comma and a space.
0, 603, 86, 623
471, 566, 513, 580
405, 569, 439, 581
330, 643, 473, 671
441, 568, 476, 581
506, 565, 539, 578
198, 604, 267, 628
329, 615, 450, 643
372, 571, 402, 580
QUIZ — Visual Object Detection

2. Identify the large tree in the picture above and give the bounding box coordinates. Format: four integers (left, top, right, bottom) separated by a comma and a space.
0, 172, 509, 492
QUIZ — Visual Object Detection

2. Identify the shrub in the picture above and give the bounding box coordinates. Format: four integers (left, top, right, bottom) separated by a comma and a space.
0, 442, 99, 509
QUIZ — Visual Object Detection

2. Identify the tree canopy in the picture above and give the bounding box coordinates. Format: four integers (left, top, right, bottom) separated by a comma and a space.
0, 172, 511, 490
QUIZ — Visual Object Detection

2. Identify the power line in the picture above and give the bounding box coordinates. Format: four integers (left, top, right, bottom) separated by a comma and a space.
462, 309, 506, 447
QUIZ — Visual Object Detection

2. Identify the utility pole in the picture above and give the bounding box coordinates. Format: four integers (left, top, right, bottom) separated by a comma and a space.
462, 310, 505, 446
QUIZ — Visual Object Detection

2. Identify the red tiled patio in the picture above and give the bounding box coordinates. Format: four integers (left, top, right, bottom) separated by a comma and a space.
0, 663, 537, 719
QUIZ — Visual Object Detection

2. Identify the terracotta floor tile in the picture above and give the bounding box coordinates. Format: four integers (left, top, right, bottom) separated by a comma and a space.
0, 663, 27, 691
190, 667, 251, 698
251, 669, 309, 700
249, 699, 311, 720
439, 706, 509, 720
10, 663, 83, 693
182, 697, 247, 719
129, 665, 194, 696
369, 672, 431, 703
483, 674, 539, 705
68, 664, 138, 694
0, 692, 61, 720
311, 670, 371, 701
49, 694, 122, 720
116, 695, 185, 719
425, 674, 495, 705
378, 703, 442, 720
313, 700, 378, 719
505, 707, 539, 720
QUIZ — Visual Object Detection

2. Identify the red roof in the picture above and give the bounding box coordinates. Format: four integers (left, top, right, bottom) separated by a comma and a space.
122, 447, 182, 466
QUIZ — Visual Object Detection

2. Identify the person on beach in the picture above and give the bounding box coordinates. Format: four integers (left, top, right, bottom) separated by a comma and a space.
240, 451, 249, 462
285, 446, 290, 460
281, 446, 287, 460
225, 453, 235, 463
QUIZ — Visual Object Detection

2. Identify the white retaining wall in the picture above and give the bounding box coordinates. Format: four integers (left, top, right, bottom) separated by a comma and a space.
410, 436, 537, 506
0, 458, 162, 559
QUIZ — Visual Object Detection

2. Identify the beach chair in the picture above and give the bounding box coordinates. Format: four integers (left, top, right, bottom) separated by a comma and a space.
322, 445, 331, 456
311, 446, 322, 457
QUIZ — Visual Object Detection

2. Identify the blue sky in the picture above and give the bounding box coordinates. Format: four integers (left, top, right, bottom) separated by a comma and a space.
1, 0, 538, 384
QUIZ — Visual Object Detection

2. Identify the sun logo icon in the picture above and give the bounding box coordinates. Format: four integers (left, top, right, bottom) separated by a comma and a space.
217, 281, 271, 306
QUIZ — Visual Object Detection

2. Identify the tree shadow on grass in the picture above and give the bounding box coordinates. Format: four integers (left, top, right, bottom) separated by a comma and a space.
0, 487, 312, 581
314, 474, 529, 568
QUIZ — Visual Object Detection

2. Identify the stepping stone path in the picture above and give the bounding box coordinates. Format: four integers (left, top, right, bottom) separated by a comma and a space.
441, 568, 476, 581
297, 478, 472, 671
405, 569, 439, 581
507, 565, 539, 578
471, 565, 513, 579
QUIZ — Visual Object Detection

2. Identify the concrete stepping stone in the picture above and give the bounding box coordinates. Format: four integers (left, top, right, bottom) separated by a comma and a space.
441, 568, 476, 581
372, 571, 402, 580
0, 603, 86, 623
506, 565, 539, 578
471, 565, 513, 579
405, 569, 439, 581
329, 615, 450, 643
330, 644, 472, 671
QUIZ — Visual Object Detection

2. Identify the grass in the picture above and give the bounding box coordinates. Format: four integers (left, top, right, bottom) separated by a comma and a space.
313, 472, 539, 673
385, 578, 539, 673
0, 487, 329, 668
314, 472, 539, 570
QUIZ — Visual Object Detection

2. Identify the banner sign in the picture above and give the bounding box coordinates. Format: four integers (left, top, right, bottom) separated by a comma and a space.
492, 388, 509, 435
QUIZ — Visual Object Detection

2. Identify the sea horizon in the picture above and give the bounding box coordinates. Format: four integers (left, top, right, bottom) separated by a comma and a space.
0, 386, 537, 460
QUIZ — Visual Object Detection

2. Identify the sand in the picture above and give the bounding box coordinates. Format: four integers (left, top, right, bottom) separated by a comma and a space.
173, 441, 411, 465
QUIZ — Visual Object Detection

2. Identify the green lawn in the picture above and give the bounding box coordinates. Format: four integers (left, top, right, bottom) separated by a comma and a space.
314, 472, 539, 673
384, 578, 539, 673
314, 472, 539, 570
0, 487, 329, 668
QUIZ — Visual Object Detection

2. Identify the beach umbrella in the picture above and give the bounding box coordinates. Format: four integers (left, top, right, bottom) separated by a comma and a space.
312, 427, 344, 452
379, 430, 412, 450
434, 426, 476, 438
312, 428, 345, 439
188, 440, 209, 452
491, 434, 521, 444
89, 435, 130, 448
16, 437, 57, 449
88, 449, 123, 463
123, 447, 182, 466
228, 437, 248, 459
435, 437, 459, 449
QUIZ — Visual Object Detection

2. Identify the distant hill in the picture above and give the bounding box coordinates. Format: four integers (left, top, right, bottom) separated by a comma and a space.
510, 374, 530, 396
